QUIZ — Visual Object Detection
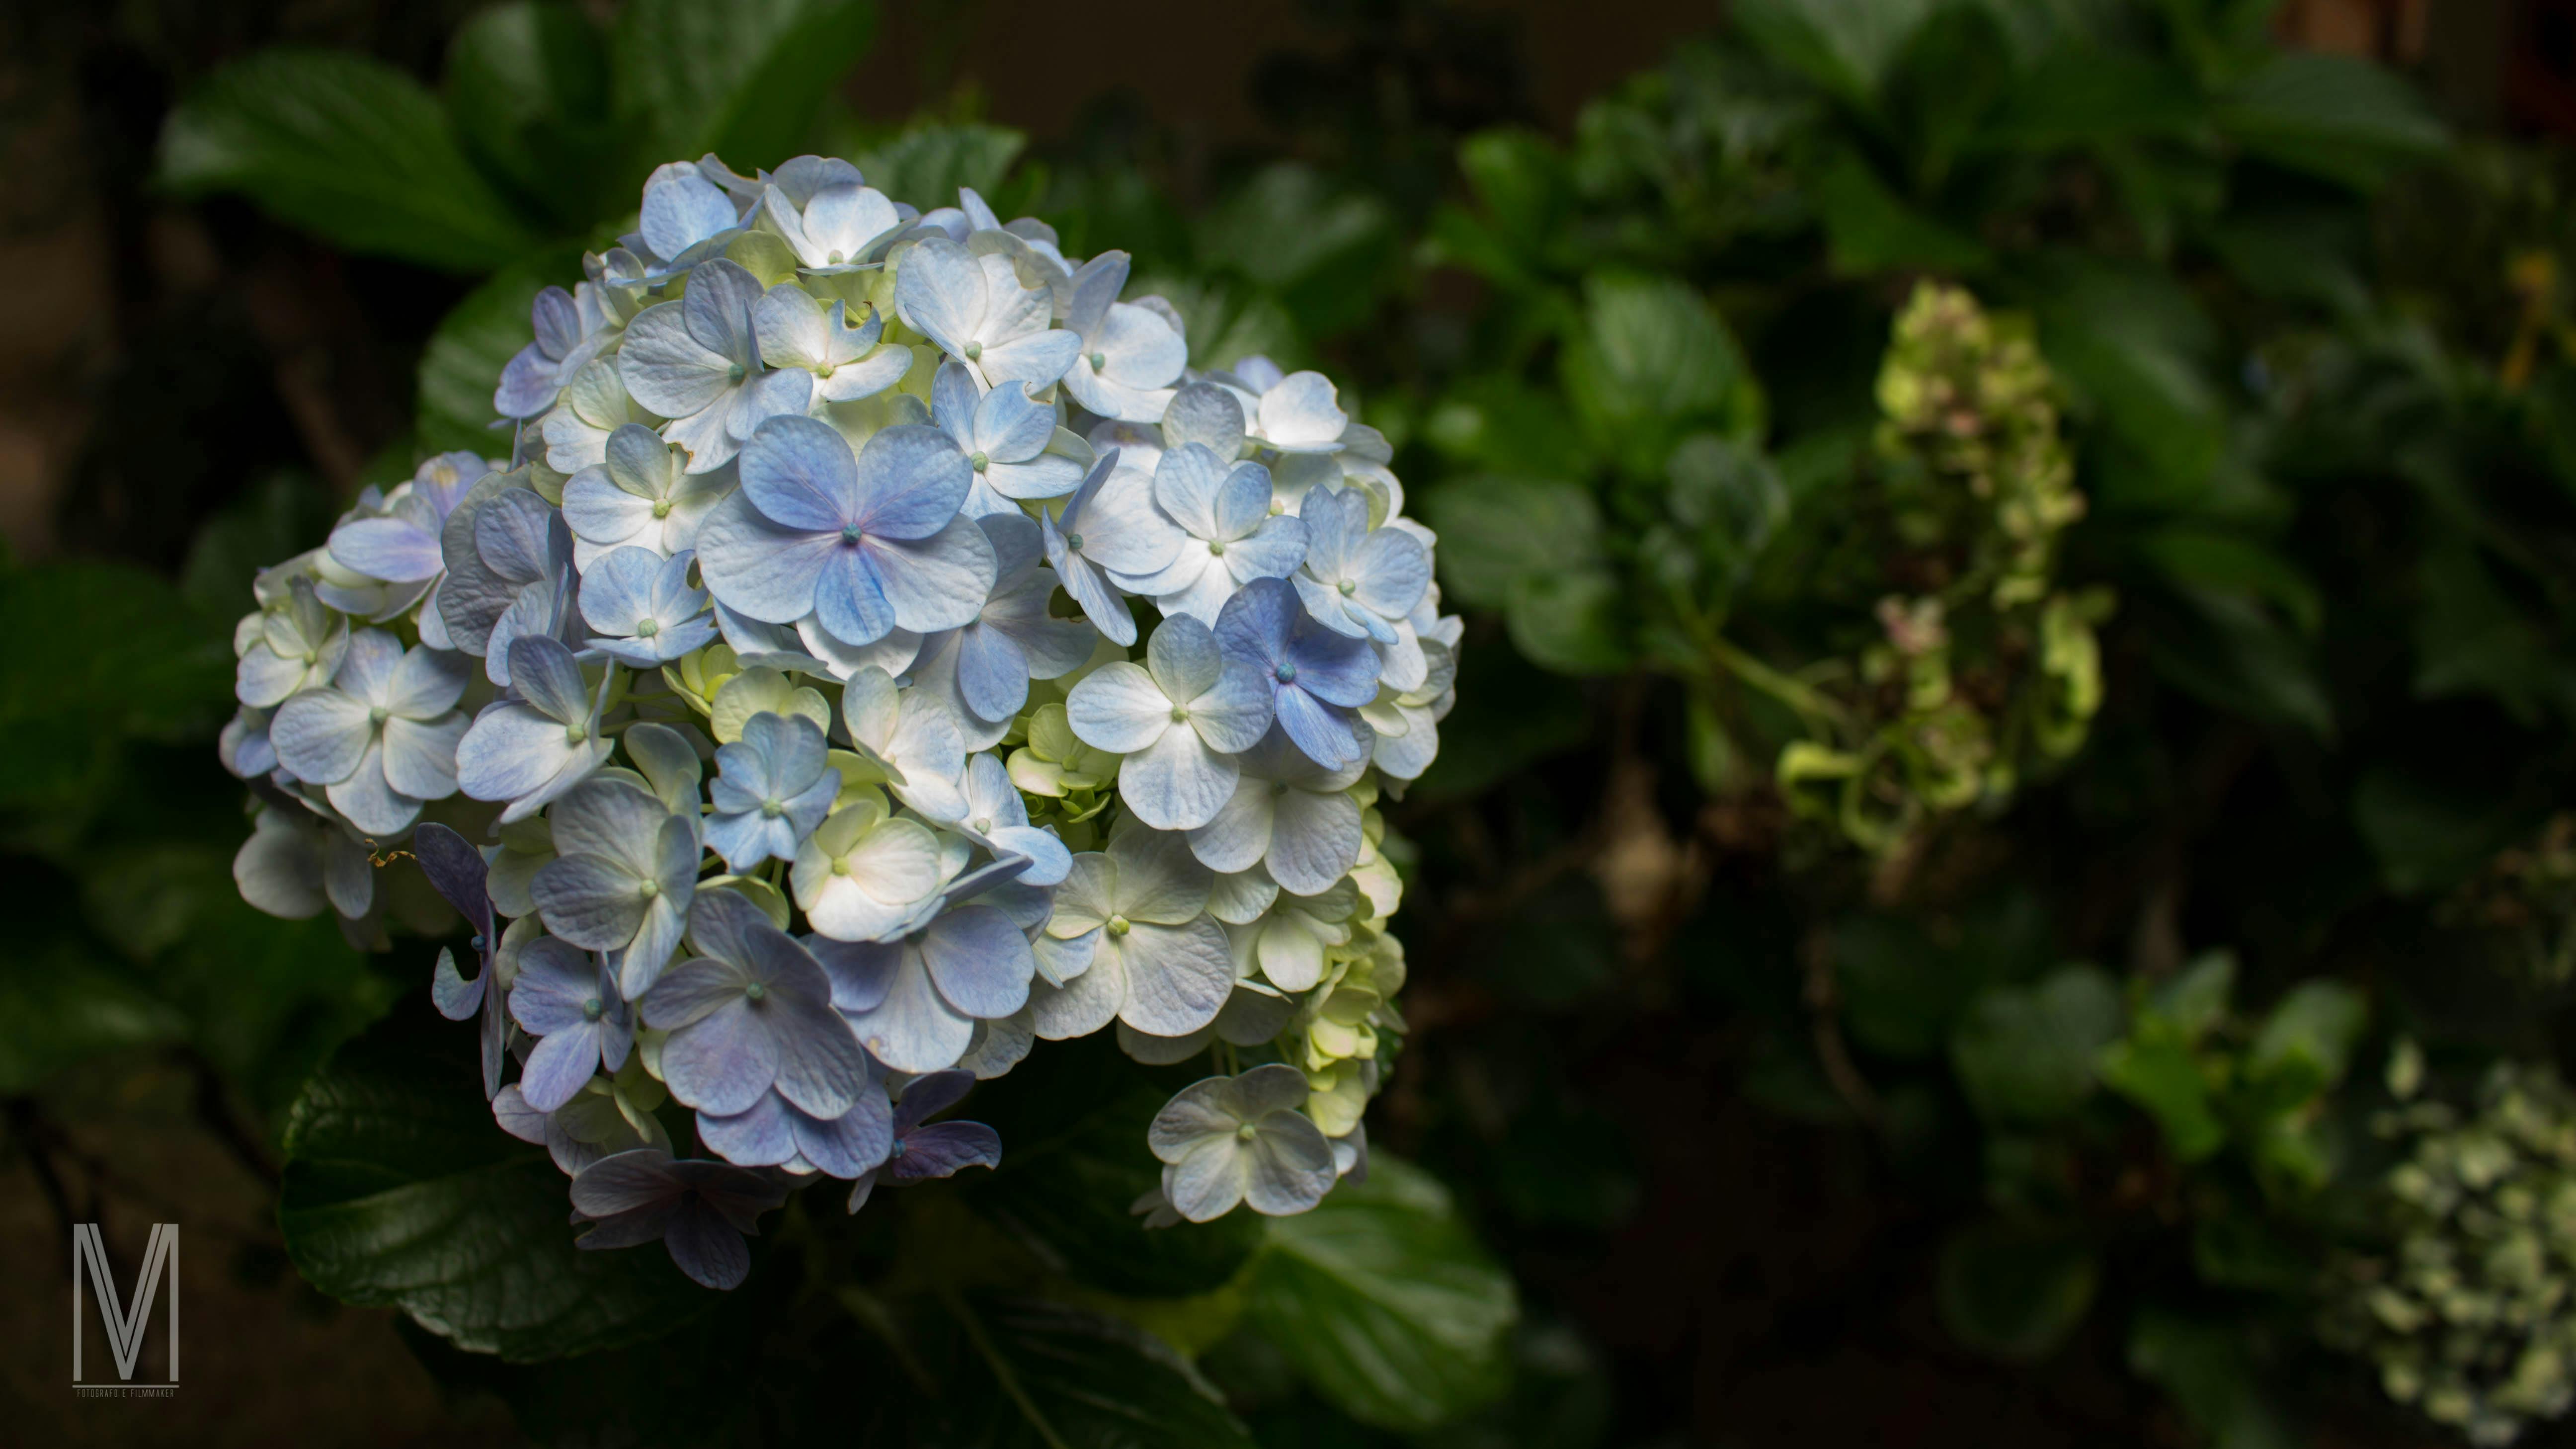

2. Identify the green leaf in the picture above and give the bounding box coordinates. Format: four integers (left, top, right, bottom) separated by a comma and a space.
613, 0, 877, 171
1507, 569, 1629, 677
159, 50, 539, 272
1836, 893, 2054, 1060
1732, 0, 1941, 110
1248, 1158, 1519, 1431
2215, 52, 2447, 192
2138, 587, 2334, 737
2352, 765, 2531, 897
1456, 130, 1569, 260
1666, 433, 1789, 599
417, 249, 585, 455
447, 2, 619, 230
1131, 273, 1304, 373
279, 1000, 715, 1361
1562, 274, 1744, 467
2412, 537, 2576, 726
178, 472, 336, 618
2137, 529, 2321, 634
2099, 1029, 2223, 1161
944, 1295, 1257, 1448
1196, 165, 1399, 335
0, 933, 185, 1095
1813, 151, 1993, 275
1935, 1217, 2097, 1361
2128, 1309, 2297, 1449
962, 1037, 1266, 1299
1949, 965, 2123, 1124
1422, 476, 1605, 610
1981, 49, 2200, 149
2246, 979, 2367, 1103
2148, 951, 2237, 1044
854, 123, 1029, 213
0, 562, 231, 819
2021, 253, 2226, 503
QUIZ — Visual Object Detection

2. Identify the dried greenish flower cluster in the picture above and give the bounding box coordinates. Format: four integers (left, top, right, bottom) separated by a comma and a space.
1778, 282, 2108, 856
2326, 1055, 2576, 1445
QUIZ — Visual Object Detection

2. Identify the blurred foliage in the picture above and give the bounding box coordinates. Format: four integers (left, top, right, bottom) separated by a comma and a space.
15, 0, 2576, 1445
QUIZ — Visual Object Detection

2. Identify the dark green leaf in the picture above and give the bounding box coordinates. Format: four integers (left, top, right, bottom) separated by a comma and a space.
417, 248, 585, 455
2099, 1029, 2223, 1160
1248, 1158, 1518, 1431
2215, 52, 2446, 191
1732, 0, 1942, 110
447, 2, 619, 229
1667, 433, 1789, 596
2352, 765, 2532, 896
1422, 476, 1605, 610
0, 562, 231, 819
2246, 979, 2367, 1101
963, 1037, 1266, 1299
2022, 253, 2226, 502
855, 123, 1029, 213
1949, 966, 2123, 1124
279, 999, 716, 1361
2412, 538, 2576, 726
943, 1295, 1257, 1448
1196, 166, 1399, 335
159, 50, 539, 271
0, 935, 185, 1095
1507, 569, 1630, 677
1562, 274, 1745, 464
1936, 1218, 2097, 1361
1982, 49, 2200, 149
613, 0, 877, 171
1814, 151, 1992, 276
2128, 1309, 2297, 1449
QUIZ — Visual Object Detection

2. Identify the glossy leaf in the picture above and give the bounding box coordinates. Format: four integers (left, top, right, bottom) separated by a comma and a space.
278, 1000, 715, 1361
160, 50, 539, 271
1248, 1158, 1518, 1431
613, 0, 878, 171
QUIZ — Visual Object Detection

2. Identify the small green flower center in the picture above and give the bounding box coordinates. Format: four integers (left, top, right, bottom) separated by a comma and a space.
827, 250, 847, 265
636, 618, 660, 638
368, 704, 390, 725
964, 341, 983, 361
1064, 532, 1084, 552
1207, 540, 1226, 556
761, 798, 785, 818
889, 1138, 908, 1159
1337, 578, 1357, 596
972, 817, 993, 834
1274, 662, 1297, 684
818, 363, 836, 377
651, 498, 673, 518
832, 855, 851, 876
841, 524, 864, 545
582, 997, 604, 1022
743, 982, 767, 1002
1268, 498, 1287, 516
638, 879, 660, 899
1088, 351, 1107, 372
1235, 1123, 1259, 1142
727, 364, 746, 383
468, 933, 487, 953
1106, 914, 1131, 937
1169, 707, 1189, 723
969, 451, 989, 472
565, 723, 590, 742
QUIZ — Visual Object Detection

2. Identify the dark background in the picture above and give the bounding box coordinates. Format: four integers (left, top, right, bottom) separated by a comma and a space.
4, 1, 2576, 1446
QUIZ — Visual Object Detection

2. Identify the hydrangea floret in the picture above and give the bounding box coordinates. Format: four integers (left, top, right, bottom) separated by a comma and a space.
217, 154, 1451, 1290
